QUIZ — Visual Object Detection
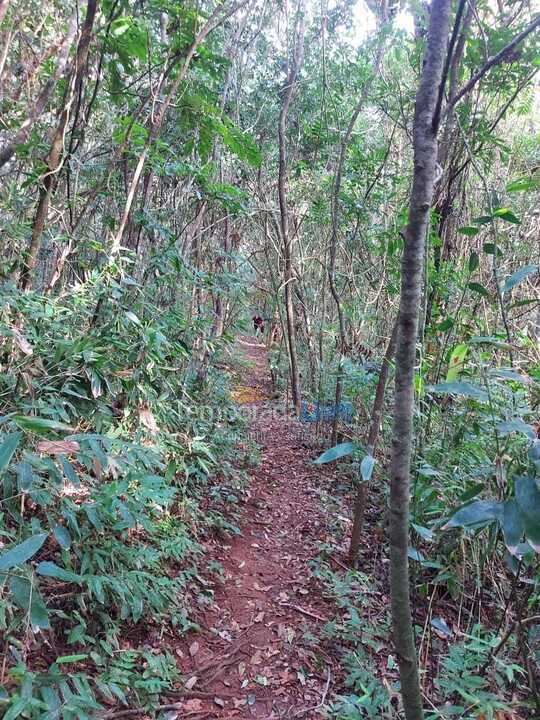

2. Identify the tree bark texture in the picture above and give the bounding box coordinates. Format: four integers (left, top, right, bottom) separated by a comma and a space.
277, 3, 305, 416
389, 2, 452, 719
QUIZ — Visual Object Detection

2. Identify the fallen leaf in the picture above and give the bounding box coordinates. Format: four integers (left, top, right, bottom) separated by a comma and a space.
12, 328, 33, 356
250, 650, 263, 665
254, 581, 271, 592
214, 696, 225, 707
139, 407, 159, 434
37, 440, 80, 455
184, 676, 198, 690
182, 699, 203, 712
189, 641, 199, 657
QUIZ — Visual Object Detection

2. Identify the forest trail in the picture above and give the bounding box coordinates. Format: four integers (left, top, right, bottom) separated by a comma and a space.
175, 336, 337, 719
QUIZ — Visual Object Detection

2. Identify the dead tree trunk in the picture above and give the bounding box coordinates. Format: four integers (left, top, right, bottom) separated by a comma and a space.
277, 3, 305, 416
389, 1, 451, 718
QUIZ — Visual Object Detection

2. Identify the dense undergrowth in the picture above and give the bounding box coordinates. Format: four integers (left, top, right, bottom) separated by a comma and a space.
0, 274, 253, 718
299, 326, 540, 718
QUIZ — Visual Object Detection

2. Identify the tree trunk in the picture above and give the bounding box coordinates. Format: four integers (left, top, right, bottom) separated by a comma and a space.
110, 0, 249, 255
0, 10, 78, 170
328, 22, 387, 445
349, 319, 398, 565
212, 216, 230, 337
277, 3, 305, 416
389, 2, 451, 719
20, 0, 98, 291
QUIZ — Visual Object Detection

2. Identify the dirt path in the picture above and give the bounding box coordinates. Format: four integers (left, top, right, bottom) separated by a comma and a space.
175, 337, 337, 719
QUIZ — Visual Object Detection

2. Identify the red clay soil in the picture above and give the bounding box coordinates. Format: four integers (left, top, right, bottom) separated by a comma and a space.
172, 337, 338, 719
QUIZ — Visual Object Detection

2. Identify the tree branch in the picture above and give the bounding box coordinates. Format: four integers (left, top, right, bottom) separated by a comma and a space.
445, 13, 540, 116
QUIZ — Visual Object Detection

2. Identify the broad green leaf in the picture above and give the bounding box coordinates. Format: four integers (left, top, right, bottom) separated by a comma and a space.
0, 533, 48, 571
83, 503, 103, 530
40, 686, 61, 715
213, 118, 261, 167
408, 547, 425, 562
443, 500, 503, 529
446, 343, 468, 382
314, 442, 356, 464
436, 317, 454, 332
430, 381, 488, 402
482, 243, 503, 257
502, 500, 524, 555
17, 462, 33, 492
515, 476, 540, 552
2, 697, 28, 720
458, 483, 484, 502
502, 264, 538, 293
9, 575, 50, 628
472, 215, 493, 226
459, 226, 479, 237
468, 251, 479, 272
53, 525, 71, 550
489, 368, 532, 384
492, 207, 520, 224
125, 311, 141, 326
36, 561, 82, 583
412, 523, 434, 541
0, 432, 21, 472
467, 282, 491, 299
506, 177, 538, 193
13, 416, 73, 434
54, 654, 89, 664
360, 454, 375, 482
60, 455, 80, 485
497, 419, 536, 440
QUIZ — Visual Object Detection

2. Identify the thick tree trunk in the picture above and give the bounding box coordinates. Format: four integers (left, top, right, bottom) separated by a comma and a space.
389, 2, 451, 719
277, 4, 305, 416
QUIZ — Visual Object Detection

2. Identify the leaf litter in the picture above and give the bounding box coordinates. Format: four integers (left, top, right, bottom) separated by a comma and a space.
169, 336, 340, 718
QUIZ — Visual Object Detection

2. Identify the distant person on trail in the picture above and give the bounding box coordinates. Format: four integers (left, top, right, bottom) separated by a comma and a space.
252, 315, 264, 335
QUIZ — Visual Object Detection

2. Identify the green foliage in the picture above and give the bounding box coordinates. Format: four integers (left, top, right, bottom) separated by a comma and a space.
314, 442, 358, 464
427, 627, 525, 719
0, 273, 249, 716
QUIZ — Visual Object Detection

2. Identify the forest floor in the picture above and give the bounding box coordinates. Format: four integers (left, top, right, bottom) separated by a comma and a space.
171, 336, 344, 719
